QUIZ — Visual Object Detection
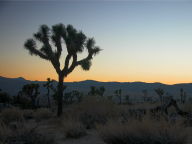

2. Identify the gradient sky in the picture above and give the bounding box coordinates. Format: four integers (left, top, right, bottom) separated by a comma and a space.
0, 0, 192, 84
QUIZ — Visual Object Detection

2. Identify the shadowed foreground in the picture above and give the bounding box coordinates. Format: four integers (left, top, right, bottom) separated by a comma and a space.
0, 96, 192, 144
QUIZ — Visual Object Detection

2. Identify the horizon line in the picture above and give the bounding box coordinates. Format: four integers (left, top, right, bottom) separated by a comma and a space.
1, 75, 192, 86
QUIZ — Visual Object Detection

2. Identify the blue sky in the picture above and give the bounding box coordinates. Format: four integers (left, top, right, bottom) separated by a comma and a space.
0, 1, 192, 84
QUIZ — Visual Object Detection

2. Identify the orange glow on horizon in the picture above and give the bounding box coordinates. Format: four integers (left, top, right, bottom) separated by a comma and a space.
1, 72, 191, 85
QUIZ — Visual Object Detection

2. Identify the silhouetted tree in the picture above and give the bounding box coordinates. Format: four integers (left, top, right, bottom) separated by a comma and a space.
88, 86, 97, 96
0, 91, 11, 105
98, 86, 105, 97
154, 88, 164, 106
71, 90, 83, 102
183, 91, 187, 104
22, 84, 40, 109
114, 89, 122, 104
63, 92, 72, 104
43, 78, 54, 108
24, 24, 101, 116
180, 88, 184, 103
50, 83, 67, 104
125, 95, 130, 104
180, 88, 186, 104
142, 89, 148, 102
13, 91, 32, 109
88, 86, 105, 97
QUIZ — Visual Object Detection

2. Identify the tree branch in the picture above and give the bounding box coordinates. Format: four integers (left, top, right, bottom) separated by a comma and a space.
64, 54, 77, 77
62, 54, 72, 74
76, 53, 92, 66
33, 49, 49, 60
24, 39, 49, 60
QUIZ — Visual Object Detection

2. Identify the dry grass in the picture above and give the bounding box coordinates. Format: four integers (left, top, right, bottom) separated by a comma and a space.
0, 108, 24, 124
181, 103, 192, 113
23, 109, 34, 119
33, 108, 53, 121
61, 118, 87, 139
0, 121, 12, 143
0, 119, 55, 144
97, 118, 188, 144
63, 96, 120, 128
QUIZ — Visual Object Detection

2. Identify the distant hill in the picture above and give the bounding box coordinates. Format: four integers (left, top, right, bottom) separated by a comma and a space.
0, 76, 192, 101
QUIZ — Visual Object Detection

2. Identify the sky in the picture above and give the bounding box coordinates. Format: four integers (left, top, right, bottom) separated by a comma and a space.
0, 0, 192, 84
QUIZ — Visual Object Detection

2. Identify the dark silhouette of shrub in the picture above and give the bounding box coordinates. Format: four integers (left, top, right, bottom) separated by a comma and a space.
43, 78, 54, 108
0, 91, 12, 105
114, 89, 122, 104
22, 84, 40, 109
13, 91, 32, 109
154, 88, 164, 106
88, 86, 106, 97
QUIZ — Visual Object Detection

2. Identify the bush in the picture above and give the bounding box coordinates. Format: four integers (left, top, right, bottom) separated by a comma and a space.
0, 121, 12, 143
64, 96, 119, 129
23, 109, 34, 120
97, 120, 187, 144
33, 108, 53, 121
1, 108, 24, 124
13, 95, 32, 109
62, 119, 86, 139
7, 130, 55, 144
0, 92, 12, 104
0, 118, 55, 144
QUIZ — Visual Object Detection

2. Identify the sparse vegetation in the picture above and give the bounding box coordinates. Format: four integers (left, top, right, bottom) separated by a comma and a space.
33, 108, 53, 121
1, 108, 24, 124
0, 92, 191, 144
97, 119, 187, 144
62, 119, 87, 139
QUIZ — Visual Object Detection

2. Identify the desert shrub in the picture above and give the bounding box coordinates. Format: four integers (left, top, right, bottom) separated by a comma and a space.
0, 92, 12, 104
62, 119, 86, 139
64, 96, 120, 129
33, 108, 53, 121
13, 95, 32, 109
0, 121, 12, 143
181, 103, 192, 113
7, 130, 55, 144
23, 109, 34, 120
0, 118, 55, 144
97, 119, 187, 144
1, 108, 24, 124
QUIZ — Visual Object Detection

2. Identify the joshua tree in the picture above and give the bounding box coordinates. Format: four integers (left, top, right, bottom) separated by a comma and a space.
98, 86, 105, 97
142, 89, 148, 102
24, 24, 101, 116
125, 95, 130, 104
180, 88, 187, 104
22, 84, 40, 109
63, 92, 72, 104
0, 91, 11, 106
114, 89, 122, 104
183, 91, 187, 104
50, 83, 67, 104
43, 78, 54, 108
88, 86, 97, 96
71, 90, 83, 102
154, 88, 164, 106
88, 86, 105, 97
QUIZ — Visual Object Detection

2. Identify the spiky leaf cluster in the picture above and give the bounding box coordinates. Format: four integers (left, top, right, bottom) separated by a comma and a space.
24, 24, 101, 77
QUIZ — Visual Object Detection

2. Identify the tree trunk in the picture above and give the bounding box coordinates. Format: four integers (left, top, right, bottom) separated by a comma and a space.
47, 88, 51, 108
57, 74, 64, 117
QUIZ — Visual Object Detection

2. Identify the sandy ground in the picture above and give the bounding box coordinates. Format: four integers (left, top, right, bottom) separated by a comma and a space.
57, 130, 105, 144
33, 120, 105, 144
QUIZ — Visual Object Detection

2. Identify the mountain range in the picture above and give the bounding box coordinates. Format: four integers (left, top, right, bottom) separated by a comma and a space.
0, 76, 192, 101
